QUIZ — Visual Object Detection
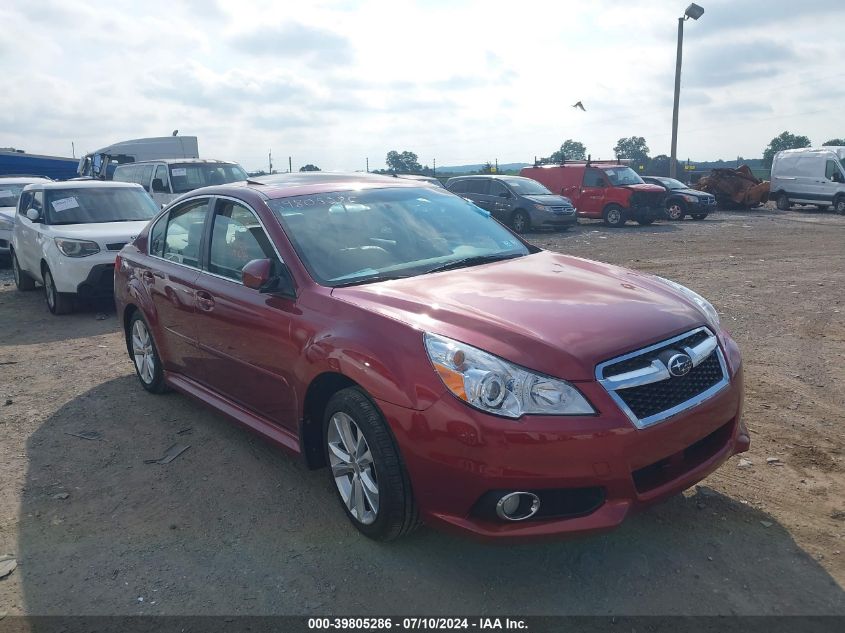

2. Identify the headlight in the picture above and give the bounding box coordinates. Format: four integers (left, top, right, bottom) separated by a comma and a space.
0, 216, 13, 231
683, 194, 698, 203
532, 203, 549, 212
654, 276, 720, 329
424, 332, 595, 419
54, 238, 100, 257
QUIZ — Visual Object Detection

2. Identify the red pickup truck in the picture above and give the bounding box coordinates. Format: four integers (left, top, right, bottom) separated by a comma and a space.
520, 162, 666, 227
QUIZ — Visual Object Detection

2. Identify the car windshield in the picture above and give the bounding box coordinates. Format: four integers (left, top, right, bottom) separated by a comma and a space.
502, 178, 551, 195
45, 187, 159, 225
659, 178, 687, 190
269, 187, 530, 287
603, 167, 644, 186
0, 184, 29, 208
169, 163, 248, 193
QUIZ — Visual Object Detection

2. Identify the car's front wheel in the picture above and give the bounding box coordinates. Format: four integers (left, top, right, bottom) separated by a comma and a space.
11, 251, 36, 291
666, 200, 686, 220
129, 312, 168, 393
834, 195, 845, 215
43, 266, 74, 315
324, 387, 420, 541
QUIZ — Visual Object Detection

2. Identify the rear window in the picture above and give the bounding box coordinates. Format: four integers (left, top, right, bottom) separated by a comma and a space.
169, 163, 248, 194
44, 187, 159, 225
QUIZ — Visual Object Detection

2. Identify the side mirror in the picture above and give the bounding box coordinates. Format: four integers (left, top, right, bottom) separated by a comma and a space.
152, 178, 168, 193
242, 258, 296, 298
25, 208, 41, 222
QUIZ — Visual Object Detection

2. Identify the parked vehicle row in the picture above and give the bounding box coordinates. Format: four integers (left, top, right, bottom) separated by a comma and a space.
6, 171, 749, 542
0, 175, 52, 260
112, 159, 248, 207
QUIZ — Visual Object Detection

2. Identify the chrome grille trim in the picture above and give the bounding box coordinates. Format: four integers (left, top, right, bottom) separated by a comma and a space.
596, 327, 730, 429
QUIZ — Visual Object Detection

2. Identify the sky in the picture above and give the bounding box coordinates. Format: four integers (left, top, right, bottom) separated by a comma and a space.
0, 0, 842, 172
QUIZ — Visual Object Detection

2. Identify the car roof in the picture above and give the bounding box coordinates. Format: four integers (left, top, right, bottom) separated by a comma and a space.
115, 159, 239, 166
0, 175, 52, 184
24, 181, 145, 190
447, 174, 517, 180
167, 172, 433, 202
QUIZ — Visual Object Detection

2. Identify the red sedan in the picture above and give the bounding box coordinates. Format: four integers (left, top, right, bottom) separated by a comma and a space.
114, 173, 749, 541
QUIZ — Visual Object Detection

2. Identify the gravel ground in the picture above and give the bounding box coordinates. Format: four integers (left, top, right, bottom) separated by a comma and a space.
0, 206, 843, 616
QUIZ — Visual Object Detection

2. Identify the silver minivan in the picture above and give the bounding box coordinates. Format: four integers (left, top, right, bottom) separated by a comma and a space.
770, 147, 845, 213
112, 159, 248, 207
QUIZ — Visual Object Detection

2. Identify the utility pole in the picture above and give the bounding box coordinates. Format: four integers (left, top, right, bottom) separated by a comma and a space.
366, 157, 369, 173
670, 3, 704, 179
71, 142, 75, 158
269, 149, 273, 174
289, 156, 292, 173
433, 158, 436, 175
495, 158, 498, 173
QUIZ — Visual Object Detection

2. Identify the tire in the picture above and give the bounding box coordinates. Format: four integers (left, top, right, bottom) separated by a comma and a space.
43, 266, 74, 315
602, 204, 626, 227
511, 210, 530, 233
11, 250, 36, 291
834, 195, 845, 215
666, 199, 686, 220
128, 312, 168, 393
776, 193, 790, 211
324, 387, 420, 541
637, 218, 655, 226
691, 213, 709, 220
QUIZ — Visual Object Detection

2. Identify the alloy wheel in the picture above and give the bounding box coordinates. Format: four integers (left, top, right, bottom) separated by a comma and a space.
607, 208, 622, 224
45, 270, 56, 310
327, 411, 379, 525
667, 203, 683, 220
131, 319, 156, 385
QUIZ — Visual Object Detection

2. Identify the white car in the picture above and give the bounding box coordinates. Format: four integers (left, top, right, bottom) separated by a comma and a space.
0, 176, 52, 260
11, 181, 158, 314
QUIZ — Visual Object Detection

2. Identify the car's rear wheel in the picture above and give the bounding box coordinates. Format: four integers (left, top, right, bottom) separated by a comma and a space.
43, 266, 74, 315
666, 200, 686, 220
691, 213, 709, 220
11, 251, 36, 291
324, 387, 420, 541
129, 312, 168, 393
776, 193, 790, 210
511, 210, 530, 233
603, 204, 626, 227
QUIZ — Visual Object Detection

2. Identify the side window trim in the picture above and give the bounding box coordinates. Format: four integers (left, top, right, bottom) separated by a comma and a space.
147, 195, 212, 271
201, 195, 285, 286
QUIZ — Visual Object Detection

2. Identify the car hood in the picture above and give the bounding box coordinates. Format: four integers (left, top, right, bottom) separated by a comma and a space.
524, 194, 573, 206
0, 206, 14, 221
332, 251, 709, 381
622, 183, 665, 193
675, 188, 714, 199
44, 220, 151, 245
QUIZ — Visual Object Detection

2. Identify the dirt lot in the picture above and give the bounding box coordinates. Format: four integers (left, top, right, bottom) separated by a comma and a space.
0, 206, 843, 616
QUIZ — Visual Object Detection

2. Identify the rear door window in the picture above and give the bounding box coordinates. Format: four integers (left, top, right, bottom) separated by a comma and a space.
583, 170, 605, 187
489, 181, 510, 197
160, 199, 209, 268
139, 165, 154, 191
448, 180, 467, 194
466, 180, 490, 195
153, 165, 170, 192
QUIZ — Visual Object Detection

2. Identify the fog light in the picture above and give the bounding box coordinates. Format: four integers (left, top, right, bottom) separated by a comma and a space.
495, 492, 541, 521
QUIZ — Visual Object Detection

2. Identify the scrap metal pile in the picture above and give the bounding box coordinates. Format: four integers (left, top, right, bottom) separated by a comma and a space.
694, 165, 770, 209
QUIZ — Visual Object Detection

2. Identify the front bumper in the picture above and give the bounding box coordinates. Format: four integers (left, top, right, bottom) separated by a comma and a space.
48, 250, 119, 295
625, 205, 666, 222
688, 198, 717, 213
532, 210, 578, 229
379, 334, 746, 541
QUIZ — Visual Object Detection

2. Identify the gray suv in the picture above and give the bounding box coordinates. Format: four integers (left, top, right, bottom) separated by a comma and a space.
445, 175, 576, 233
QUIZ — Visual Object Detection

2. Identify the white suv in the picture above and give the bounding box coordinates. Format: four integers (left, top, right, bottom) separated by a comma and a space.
0, 176, 52, 260
11, 181, 158, 314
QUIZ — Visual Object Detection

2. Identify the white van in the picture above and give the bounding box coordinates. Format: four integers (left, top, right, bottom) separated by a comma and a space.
770, 147, 845, 214
112, 159, 248, 207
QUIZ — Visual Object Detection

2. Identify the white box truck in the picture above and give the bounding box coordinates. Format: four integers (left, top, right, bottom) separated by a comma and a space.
770, 147, 845, 214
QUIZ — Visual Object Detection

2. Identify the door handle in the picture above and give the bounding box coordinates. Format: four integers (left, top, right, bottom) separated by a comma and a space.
195, 290, 215, 312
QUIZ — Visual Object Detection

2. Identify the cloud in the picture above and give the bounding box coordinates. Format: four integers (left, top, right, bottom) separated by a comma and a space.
684, 40, 797, 88
230, 22, 353, 67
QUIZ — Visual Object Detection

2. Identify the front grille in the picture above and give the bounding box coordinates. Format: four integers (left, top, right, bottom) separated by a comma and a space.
106, 242, 127, 251
617, 353, 723, 419
549, 205, 575, 214
596, 327, 729, 428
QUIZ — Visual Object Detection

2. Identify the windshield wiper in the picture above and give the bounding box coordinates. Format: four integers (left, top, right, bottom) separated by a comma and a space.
422, 253, 524, 275
332, 273, 412, 287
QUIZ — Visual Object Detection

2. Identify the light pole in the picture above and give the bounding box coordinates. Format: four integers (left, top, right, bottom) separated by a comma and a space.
670, 3, 704, 179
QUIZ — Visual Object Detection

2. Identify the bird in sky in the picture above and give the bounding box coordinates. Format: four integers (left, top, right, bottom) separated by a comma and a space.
172, 129, 179, 136
572, 101, 586, 111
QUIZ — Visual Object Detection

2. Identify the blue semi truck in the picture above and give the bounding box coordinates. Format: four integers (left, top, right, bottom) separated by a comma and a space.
0, 148, 78, 180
